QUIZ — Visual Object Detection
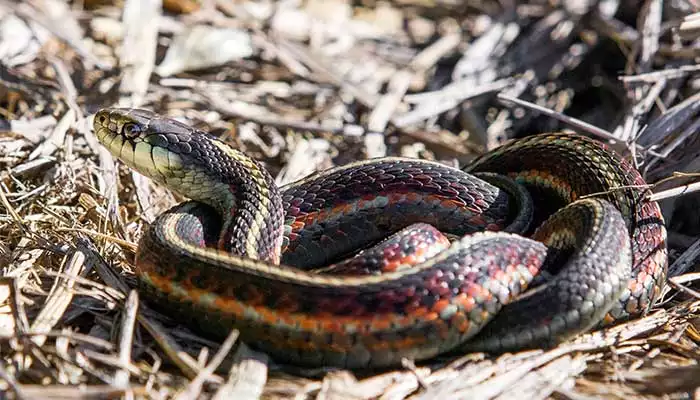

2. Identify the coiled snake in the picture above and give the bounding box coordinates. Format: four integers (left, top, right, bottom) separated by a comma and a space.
94, 108, 667, 369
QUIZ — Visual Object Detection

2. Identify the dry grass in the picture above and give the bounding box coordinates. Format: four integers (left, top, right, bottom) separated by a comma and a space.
0, 0, 700, 399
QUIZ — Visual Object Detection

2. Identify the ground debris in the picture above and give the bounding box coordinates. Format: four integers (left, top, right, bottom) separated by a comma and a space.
0, 1, 699, 399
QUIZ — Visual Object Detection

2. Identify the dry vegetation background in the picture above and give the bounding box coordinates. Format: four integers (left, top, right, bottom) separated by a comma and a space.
0, 0, 700, 399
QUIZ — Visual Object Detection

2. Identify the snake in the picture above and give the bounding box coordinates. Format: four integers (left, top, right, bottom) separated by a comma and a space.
93, 108, 667, 369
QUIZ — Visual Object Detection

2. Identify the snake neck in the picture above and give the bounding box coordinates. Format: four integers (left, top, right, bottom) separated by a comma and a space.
179, 145, 285, 264
98, 108, 287, 263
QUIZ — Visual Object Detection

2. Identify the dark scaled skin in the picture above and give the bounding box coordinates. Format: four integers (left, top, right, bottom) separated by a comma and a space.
463, 198, 632, 352
94, 108, 668, 369
278, 159, 532, 269
137, 201, 548, 368
465, 133, 668, 322
311, 223, 452, 276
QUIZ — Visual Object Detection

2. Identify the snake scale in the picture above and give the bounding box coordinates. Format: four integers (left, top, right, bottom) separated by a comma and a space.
94, 108, 667, 369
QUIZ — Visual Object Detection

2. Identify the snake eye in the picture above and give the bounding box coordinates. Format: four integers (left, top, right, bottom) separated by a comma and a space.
122, 123, 141, 138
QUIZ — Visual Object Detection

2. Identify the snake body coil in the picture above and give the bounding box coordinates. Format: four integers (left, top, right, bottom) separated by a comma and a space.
94, 108, 667, 369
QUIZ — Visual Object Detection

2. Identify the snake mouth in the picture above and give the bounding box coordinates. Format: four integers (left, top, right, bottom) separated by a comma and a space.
94, 109, 160, 178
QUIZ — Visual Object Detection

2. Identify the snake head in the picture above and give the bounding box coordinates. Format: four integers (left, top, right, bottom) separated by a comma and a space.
93, 107, 256, 214
94, 108, 202, 180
